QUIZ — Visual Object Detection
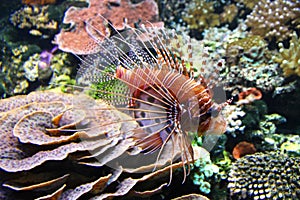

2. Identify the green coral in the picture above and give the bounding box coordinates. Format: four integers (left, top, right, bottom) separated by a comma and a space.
191, 137, 219, 194
241, 100, 268, 130
281, 140, 300, 156
0, 44, 41, 96
252, 113, 286, 136
214, 150, 232, 180
262, 134, 300, 156
192, 155, 219, 194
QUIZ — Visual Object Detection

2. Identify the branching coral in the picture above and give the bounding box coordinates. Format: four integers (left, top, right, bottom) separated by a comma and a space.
220, 4, 238, 24
273, 32, 300, 77
55, 0, 161, 55
0, 44, 42, 96
183, 0, 220, 33
235, 0, 260, 9
10, 5, 58, 37
23, 51, 75, 87
245, 0, 300, 42
228, 152, 300, 199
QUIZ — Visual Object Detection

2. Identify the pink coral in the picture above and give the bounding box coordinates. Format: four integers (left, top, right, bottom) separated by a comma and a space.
55, 0, 161, 55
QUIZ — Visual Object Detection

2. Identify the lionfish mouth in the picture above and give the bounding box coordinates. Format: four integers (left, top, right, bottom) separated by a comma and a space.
70, 19, 228, 181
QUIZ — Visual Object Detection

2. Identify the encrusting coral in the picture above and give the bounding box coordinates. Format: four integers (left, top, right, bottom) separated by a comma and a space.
245, 0, 300, 42
0, 91, 207, 199
55, 0, 161, 55
232, 141, 256, 159
228, 151, 300, 199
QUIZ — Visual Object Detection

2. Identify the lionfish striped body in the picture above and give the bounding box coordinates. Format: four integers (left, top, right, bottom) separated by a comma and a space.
76, 21, 228, 181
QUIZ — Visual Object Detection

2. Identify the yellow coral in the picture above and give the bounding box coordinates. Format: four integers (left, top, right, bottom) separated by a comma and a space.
10, 5, 58, 37
235, 0, 260, 9
183, 0, 220, 32
227, 35, 266, 52
273, 33, 300, 77
220, 4, 238, 24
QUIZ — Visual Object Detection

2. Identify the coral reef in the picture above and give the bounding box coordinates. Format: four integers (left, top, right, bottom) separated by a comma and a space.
222, 104, 246, 136
0, 44, 41, 96
23, 51, 75, 88
0, 43, 75, 97
192, 154, 219, 194
10, 5, 58, 38
280, 135, 300, 156
202, 26, 289, 96
273, 32, 300, 77
3, 0, 300, 198
235, 0, 260, 9
245, 0, 300, 42
157, 0, 187, 30
220, 4, 238, 24
0, 91, 207, 199
222, 100, 285, 144
223, 63, 285, 95
183, 0, 220, 34
55, 0, 161, 55
252, 113, 286, 138
191, 137, 219, 194
228, 152, 300, 199
232, 141, 256, 159
22, 0, 56, 5
237, 87, 262, 105
226, 35, 267, 66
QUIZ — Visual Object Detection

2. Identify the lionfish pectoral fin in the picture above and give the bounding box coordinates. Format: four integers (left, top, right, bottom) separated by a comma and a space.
183, 142, 194, 179
188, 143, 194, 163
132, 131, 164, 154
205, 114, 227, 135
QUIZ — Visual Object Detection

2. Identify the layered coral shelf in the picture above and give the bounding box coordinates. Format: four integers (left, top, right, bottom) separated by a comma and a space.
0, 91, 207, 199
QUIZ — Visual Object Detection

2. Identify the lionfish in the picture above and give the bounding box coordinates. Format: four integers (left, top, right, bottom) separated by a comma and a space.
73, 18, 229, 183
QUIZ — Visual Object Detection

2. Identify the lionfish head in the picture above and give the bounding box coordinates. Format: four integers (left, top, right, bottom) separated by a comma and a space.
72, 18, 228, 183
